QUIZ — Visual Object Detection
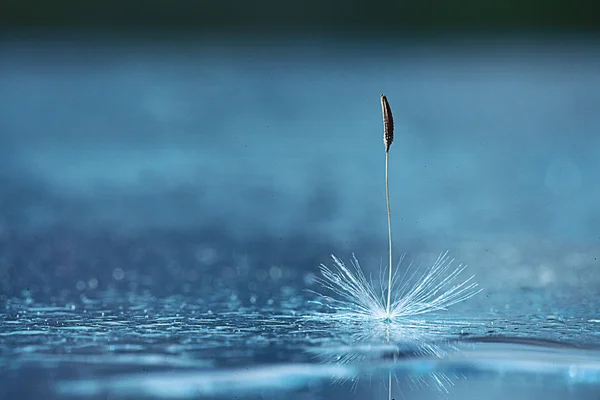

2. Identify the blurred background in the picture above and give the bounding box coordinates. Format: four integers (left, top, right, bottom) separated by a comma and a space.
1, 0, 599, 302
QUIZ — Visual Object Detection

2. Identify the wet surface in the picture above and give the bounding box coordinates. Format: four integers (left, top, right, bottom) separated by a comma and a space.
1, 288, 599, 399
1, 36, 600, 399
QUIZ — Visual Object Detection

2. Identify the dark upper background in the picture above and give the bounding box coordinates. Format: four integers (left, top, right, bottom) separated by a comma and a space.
1, 0, 599, 34
0, 1, 599, 301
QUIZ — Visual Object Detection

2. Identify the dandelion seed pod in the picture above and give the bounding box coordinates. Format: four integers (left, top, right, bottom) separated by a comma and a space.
381, 94, 394, 152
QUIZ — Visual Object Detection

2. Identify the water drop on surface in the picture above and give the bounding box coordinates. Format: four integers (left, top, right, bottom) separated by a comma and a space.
112, 268, 125, 281
269, 266, 282, 280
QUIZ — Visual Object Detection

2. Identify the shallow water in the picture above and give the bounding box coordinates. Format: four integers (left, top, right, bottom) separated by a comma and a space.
1, 36, 600, 399
2, 288, 599, 400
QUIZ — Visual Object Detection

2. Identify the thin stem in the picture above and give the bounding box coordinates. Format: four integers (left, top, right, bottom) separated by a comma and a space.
385, 149, 393, 317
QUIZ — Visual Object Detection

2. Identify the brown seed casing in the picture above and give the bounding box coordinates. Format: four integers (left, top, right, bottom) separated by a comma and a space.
380, 94, 394, 153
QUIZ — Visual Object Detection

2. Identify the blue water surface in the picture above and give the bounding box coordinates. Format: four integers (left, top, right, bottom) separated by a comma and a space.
0, 35, 599, 399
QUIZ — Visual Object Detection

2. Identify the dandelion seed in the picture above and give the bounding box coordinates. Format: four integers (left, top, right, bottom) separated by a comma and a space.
314, 251, 481, 321
381, 94, 394, 319
312, 94, 482, 323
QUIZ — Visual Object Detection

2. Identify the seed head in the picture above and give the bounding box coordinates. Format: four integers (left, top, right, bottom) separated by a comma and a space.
380, 94, 394, 153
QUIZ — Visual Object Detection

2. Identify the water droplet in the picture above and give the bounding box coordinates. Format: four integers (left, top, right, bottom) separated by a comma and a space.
112, 268, 125, 281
